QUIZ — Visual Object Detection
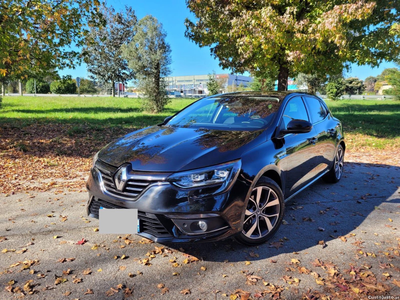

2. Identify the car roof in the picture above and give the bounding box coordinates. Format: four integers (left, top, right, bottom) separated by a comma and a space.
210, 91, 314, 102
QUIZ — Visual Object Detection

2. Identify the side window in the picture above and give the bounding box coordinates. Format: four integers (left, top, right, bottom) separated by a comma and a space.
282, 97, 309, 128
305, 97, 328, 124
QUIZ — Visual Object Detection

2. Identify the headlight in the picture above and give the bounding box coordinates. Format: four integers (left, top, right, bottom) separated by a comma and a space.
92, 151, 99, 167
167, 160, 241, 190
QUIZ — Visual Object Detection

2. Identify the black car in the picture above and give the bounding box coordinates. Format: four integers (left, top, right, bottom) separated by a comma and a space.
86, 92, 345, 245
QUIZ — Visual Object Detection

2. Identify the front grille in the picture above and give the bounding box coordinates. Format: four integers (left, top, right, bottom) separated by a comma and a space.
88, 199, 171, 238
95, 160, 158, 200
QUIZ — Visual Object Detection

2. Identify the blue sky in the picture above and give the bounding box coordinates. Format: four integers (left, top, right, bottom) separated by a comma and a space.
60, 0, 397, 81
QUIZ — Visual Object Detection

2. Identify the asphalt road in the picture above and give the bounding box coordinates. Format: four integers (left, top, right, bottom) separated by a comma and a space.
1, 162, 399, 299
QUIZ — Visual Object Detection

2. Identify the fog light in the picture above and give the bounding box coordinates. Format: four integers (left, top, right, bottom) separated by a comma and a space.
198, 221, 208, 232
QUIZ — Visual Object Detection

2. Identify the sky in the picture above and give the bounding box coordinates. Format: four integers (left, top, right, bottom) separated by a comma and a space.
59, 0, 397, 81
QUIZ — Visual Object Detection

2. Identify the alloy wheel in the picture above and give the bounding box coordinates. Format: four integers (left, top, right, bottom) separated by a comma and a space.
242, 186, 280, 239
334, 146, 344, 180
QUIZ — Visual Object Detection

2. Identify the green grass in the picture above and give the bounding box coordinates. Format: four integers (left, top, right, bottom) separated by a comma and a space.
0, 96, 195, 128
325, 99, 400, 150
1, 96, 399, 150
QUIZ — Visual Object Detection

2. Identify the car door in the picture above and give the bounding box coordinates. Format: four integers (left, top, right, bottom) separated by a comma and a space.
303, 96, 337, 173
277, 96, 320, 197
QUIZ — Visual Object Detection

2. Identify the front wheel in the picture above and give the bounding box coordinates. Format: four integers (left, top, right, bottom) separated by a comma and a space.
323, 144, 344, 183
235, 177, 285, 246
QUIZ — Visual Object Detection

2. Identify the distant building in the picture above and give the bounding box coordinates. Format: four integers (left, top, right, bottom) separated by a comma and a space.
165, 74, 253, 96
378, 82, 393, 95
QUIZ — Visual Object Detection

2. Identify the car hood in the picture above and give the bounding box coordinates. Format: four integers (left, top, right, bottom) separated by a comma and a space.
98, 125, 264, 172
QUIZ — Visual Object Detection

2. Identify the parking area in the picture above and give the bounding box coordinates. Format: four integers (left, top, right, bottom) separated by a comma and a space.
1, 162, 399, 299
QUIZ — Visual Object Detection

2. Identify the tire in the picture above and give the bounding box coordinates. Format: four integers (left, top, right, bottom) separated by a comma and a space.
323, 144, 345, 183
235, 177, 285, 246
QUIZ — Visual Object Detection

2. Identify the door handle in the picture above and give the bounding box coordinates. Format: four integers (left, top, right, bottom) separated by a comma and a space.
308, 137, 317, 145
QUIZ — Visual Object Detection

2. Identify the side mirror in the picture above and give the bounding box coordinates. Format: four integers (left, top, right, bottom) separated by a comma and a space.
277, 119, 312, 138
164, 116, 173, 123
158, 116, 173, 126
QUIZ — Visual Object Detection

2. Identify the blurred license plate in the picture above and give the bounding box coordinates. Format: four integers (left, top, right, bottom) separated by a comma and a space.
99, 208, 139, 234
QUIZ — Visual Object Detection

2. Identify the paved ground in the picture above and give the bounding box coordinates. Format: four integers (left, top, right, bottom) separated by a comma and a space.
0, 162, 399, 299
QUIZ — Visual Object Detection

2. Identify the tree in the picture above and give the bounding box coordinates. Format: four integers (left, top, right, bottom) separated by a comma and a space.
382, 68, 400, 99
185, 1, 400, 91
79, 79, 98, 94
123, 16, 172, 113
364, 76, 377, 93
294, 74, 327, 95
207, 73, 222, 95
50, 76, 77, 94
26, 79, 50, 94
0, 0, 102, 81
326, 78, 346, 100
83, 5, 137, 97
344, 77, 365, 96
249, 74, 275, 92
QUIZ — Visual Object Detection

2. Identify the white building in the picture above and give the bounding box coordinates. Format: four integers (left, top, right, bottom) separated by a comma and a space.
165, 74, 253, 97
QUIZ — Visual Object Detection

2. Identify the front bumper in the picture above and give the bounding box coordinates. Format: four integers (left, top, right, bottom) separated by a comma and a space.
86, 162, 249, 243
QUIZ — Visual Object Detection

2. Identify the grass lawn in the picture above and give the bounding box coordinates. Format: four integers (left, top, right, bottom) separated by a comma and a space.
0, 96, 195, 128
0, 95, 399, 195
326, 99, 400, 150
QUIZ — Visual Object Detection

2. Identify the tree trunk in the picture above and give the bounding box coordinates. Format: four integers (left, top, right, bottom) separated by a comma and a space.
277, 65, 289, 91
111, 80, 115, 97
154, 62, 161, 112
307, 83, 316, 95
19, 79, 23, 96
1, 82, 5, 96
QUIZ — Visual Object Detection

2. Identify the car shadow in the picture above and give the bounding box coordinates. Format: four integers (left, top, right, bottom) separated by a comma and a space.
164, 162, 400, 262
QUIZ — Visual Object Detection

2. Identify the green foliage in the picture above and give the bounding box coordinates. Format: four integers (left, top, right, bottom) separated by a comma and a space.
123, 15, 172, 113
185, 1, 400, 91
294, 74, 326, 94
383, 68, 400, 99
326, 79, 346, 100
50, 76, 77, 94
83, 4, 136, 97
79, 79, 98, 94
207, 73, 221, 95
249, 76, 274, 92
26, 79, 50, 94
374, 80, 386, 93
0, 0, 102, 82
344, 77, 365, 96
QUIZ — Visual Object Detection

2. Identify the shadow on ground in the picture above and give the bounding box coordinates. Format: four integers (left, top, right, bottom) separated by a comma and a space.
165, 162, 400, 262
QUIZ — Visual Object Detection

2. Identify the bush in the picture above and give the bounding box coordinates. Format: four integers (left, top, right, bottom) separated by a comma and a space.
326, 79, 345, 100
26, 79, 50, 94
50, 76, 77, 94
79, 79, 98, 94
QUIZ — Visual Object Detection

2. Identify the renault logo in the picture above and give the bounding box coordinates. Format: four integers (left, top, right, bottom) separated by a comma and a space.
114, 166, 128, 191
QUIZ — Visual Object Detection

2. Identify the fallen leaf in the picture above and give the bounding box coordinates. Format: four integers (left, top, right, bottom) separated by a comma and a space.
157, 283, 165, 289
76, 238, 87, 245
72, 277, 82, 284
55, 277, 67, 285
180, 289, 191, 295
84, 289, 94, 295
291, 258, 300, 265
269, 241, 283, 249
83, 268, 92, 275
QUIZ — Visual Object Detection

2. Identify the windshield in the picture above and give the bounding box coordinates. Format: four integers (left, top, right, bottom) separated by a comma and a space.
167, 96, 281, 130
